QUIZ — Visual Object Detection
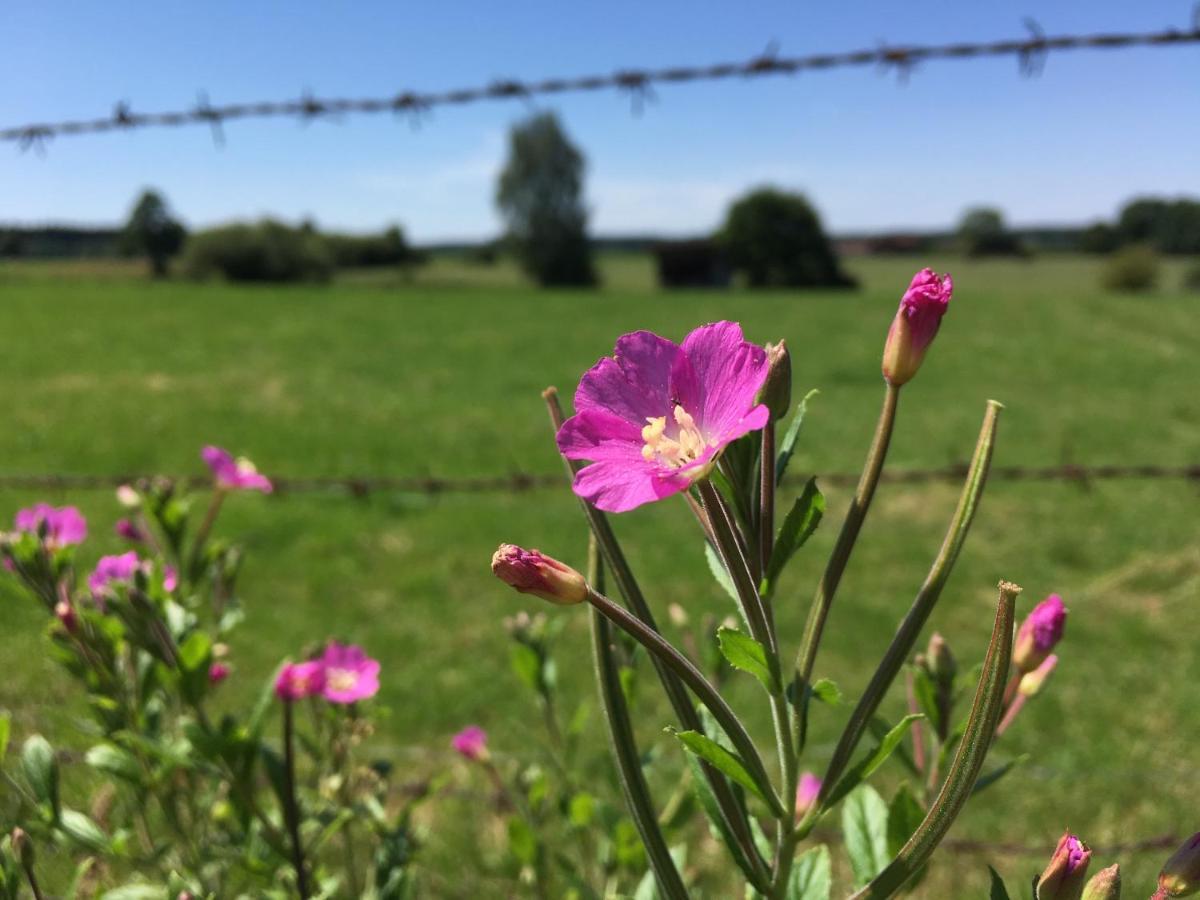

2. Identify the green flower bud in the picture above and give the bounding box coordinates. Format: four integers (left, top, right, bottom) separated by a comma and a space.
1081, 864, 1121, 900
1157, 832, 1200, 897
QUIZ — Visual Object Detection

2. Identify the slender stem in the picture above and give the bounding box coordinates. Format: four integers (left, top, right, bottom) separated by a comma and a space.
815, 400, 1000, 805
906, 671, 927, 776
791, 383, 900, 754
281, 702, 311, 899
759, 422, 776, 583
994, 694, 1027, 737
543, 387, 768, 884
586, 586, 786, 819
19, 856, 46, 900
188, 488, 226, 578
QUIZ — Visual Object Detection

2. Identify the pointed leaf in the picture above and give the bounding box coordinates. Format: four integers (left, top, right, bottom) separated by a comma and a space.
988, 866, 1012, 900
21, 734, 60, 819
86, 744, 143, 784
669, 729, 765, 804
886, 784, 925, 857
704, 542, 739, 604
765, 478, 824, 589
971, 755, 1030, 797
59, 808, 110, 853
788, 844, 832, 900
716, 627, 774, 691
776, 389, 818, 483
811, 679, 843, 707
825, 714, 923, 808
842, 785, 889, 887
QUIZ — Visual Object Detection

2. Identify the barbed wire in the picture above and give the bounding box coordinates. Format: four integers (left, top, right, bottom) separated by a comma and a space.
4, 20, 1199, 150
0, 463, 1195, 498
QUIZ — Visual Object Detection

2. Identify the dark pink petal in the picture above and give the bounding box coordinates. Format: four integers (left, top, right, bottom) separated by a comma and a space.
679, 322, 770, 439
571, 457, 690, 513
574, 331, 681, 425
202, 445, 234, 474
557, 409, 644, 461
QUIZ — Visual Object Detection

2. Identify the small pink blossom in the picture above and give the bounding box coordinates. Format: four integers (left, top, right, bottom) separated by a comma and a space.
115, 518, 146, 543
1038, 831, 1091, 898
163, 566, 178, 592
557, 322, 770, 512
275, 660, 326, 701
491, 544, 588, 605
452, 725, 488, 761
88, 551, 142, 595
319, 642, 380, 704
202, 446, 273, 493
14, 504, 88, 548
54, 600, 78, 633
795, 772, 822, 818
208, 662, 230, 685
1014, 594, 1067, 673
882, 268, 953, 386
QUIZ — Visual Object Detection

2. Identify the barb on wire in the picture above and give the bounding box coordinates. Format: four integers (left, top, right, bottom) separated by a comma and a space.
0, 462, 1195, 499
3, 22, 1198, 147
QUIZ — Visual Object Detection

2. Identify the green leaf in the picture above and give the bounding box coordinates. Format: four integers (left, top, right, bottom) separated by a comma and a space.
842, 784, 889, 888
0, 712, 9, 764
886, 784, 925, 857
99, 886, 167, 900
788, 844, 832, 900
825, 714, 923, 808
811, 678, 843, 707
507, 817, 537, 866
765, 478, 824, 590
59, 808, 111, 853
509, 643, 541, 692
21, 734, 60, 819
867, 715, 919, 778
669, 729, 765, 804
910, 666, 942, 737
86, 744, 143, 784
987, 866, 1012, 900
177, 631, 211, 673
776, 389, 818, 483
971, 755, 1029, 797
683, 751, 760, 888
704, 542, 739, 604
716, 627, 774, 691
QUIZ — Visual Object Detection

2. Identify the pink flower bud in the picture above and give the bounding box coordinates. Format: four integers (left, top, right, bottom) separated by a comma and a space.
1036, 832, 1092, 900
208, 662, 230, 685
795, 772, 821, 819
1081, 864, 1121, 900
1157, 832, 1200, 897
491, 545, 588, 605
54, 600, 78, 633
275, 660, 325, 701
1014, 594, 1067, 674
452, 725, 488, 761
881, 268, 953, 386
1019, 654, 1059, 698
114, 518, 145, 543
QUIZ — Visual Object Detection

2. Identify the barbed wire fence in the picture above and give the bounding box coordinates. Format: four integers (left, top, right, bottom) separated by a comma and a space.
5, 18, 1200, 152
0, 462, 1195, 498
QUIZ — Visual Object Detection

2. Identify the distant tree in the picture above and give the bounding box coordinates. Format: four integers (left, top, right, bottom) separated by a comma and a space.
1117, 198, 1170, 245
496, 112, 596, 287
653, 239, 731, 288
957, 207, 1025, 257
121, 189, 187, 277
183, 220, 333, 283
1078, 222, 1120, 254
1101, 245, 1159, 293
719, 188, 853, 288
1116, 196, 1200, 254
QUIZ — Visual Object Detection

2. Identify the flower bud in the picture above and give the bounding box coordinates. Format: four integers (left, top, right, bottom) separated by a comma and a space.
795, 772, 821, 820
452, 725, 489, 762
1019, 654, 1059, 698
116, 484, 141, 509
926, 632, 956, 683
1157, 832, 1200, 897
491, 545, 587, 606
208, 662, 230, 685
54, 600, 78, 633
758, 340, 792, 421
882, 268, 953, 386
1037, 832, 1092, 900
667, 602, 689, 628
10, 827, 33, 868
1014, 594, 1067, 674
1081, 864, 1121, 900
114, 518, 146, 543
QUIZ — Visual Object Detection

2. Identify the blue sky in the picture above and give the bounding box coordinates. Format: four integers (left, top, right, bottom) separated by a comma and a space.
3, 1, 1198, 241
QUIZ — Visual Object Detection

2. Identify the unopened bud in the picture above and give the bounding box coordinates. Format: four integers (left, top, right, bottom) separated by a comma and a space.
1019, 654, 1059, 698
926, 632, 956, 683
491, 545, 587, 606
10, 827, 33, 868
54, 600, 78, 633
115, 484, 141, 509
667, 602, 689, 628
1081, 864, 1121, 900
1158, 832, 1200, 897
795, 772, 821, 820
758, 340, 792, 421
1037, 832, 1092, 900
882, 268, 953, 386
1014, 594, 1067, 674
114, 518, 146, 543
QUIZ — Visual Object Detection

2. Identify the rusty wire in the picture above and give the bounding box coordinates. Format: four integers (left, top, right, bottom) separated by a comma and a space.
4, 22, 1199, 149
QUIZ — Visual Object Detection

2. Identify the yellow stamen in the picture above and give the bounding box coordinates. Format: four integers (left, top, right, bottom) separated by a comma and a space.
327, 669, 356, 692
641, 404, 710, 470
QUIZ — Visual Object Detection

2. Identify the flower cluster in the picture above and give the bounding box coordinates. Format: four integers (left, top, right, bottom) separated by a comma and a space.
275, 641, 381, 705
13, 503, 87, 548
88, 550, 178, 597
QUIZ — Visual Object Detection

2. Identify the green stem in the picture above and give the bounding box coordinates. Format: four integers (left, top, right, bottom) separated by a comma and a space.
586, 587, 786, 819
281, 702, 311, 899
849, 582, 1020, 900
791, 383, 900, 755
816, 400, 1001, 805
759, 421, 776, 588
543, 387, 768, 885
588, 538, 689, 900
188, 488, 226, 579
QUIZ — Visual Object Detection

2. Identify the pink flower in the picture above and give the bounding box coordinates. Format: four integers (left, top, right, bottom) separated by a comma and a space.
88, 551, 142, 595
275, 660, 326, 701
1037, 832, 1091, 899
491, 544, 588, 605
14, 504, 88, 548
202, 446, 273, 493
881, 268, 953, 386
208, 662, 230, 685
452, 725, 488, 761
795, 771, 821, 818
319, 642, 380, 704
556, 322, 770, 512
163, 566, 178, 593
1014, 594, 1067, 674
115, 518, 146, 543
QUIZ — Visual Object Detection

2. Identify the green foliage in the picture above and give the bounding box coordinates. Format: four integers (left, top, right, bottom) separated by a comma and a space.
496, 112, 596, 287
183, 219, 334, 283
716, 627, 773, 690
720, 188, 854, 288
764, 478, 824, 592
669, 729, 767, 803
788, 844, 832, 900
841, 785, 889, 887
1078, 221, 1120, 254
121, 189, 186, 278
1118, 195, 1200, 254
958, 207, 1026, 258
1183, 259, 1200, 293
323, 225, 424, 269
1101, 245, 1159, 292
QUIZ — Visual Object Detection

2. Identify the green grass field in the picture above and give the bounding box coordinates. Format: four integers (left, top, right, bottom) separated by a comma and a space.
2, 253, 1198, 895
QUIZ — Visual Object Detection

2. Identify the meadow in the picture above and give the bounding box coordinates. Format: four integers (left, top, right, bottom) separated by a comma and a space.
1, 253, 1197, 894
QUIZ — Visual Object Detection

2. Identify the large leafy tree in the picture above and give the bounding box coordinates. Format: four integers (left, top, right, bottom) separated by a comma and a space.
122, 189, 187, 277
496, 112, 596, 287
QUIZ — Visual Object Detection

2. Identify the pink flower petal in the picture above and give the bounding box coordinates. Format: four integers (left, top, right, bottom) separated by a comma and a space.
574, 331, 681, 425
